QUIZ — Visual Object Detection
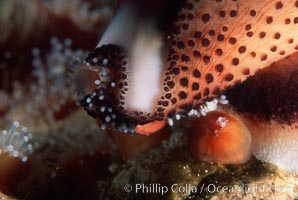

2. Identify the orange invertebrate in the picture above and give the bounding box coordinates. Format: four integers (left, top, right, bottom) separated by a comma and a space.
188, 111, 251, 164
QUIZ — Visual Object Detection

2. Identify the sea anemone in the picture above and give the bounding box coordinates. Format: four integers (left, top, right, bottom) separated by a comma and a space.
0, 121, 33, 195
188, 111, 251, 164
0, 121, 33, 162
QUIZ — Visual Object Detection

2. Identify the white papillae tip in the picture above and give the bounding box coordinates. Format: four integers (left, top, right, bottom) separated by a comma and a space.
92, 58, 98, 63
101, 124, 107, 130
102, 59, 108, 65
220, 95, 226, 100
13, 121, 20, 128
32, 48, 40, 56
168, 118, 174, 126
21, 127, 28, 133
100, 106, 106, 112
86, 98, 91, 103
21, 156, 28, 162
64, 38, 73, 47
105, 116, 111, 123
94, 80, 101, 85
101, 70, 108, 77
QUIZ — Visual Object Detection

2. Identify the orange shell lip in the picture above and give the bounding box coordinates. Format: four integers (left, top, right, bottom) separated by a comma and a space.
135, 120, 168, 135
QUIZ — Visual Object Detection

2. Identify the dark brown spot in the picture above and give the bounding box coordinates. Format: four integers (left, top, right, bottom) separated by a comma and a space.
261, 54, 267, 61
177, 41, 185, 49
178, 91, 188, 99
219, 11, 226, 17
170, 61, 176, 67
165, 93, 172, 99
259, 31, 266, 38
229, 37, 237, 44
222, 26, 228, 32
215, 48, 223, 56
194, 31, 202, 38
296, 0, 298, 7
193, 50, 201, 58
203, 88, 210, 96
167, 81, 175, 89
285, 18, 291, 24
232, 57, 239, 66
172, 55, 179, 60
171, 98, 177, 104
205, 73, 214, 83
266, 16, 273, 24
294, 17, 298, 24
279, 50, 285, 55
157, 107, 165, 112
193, 69, 201, 78
187, 3, 194, 10
172, 67, 180, 75
180, 77, 188, 87
179, 14, 186, 21
181, 66, 188, 71
247, 31, 253, 37
271, 46, 277, 52
217, 34, 225, 41
245, 24, 252, 30
188, 40, 195, 47
238, 46, 246, 54
182, 23, 189, 30
194, 93, 201, 100
250, 9, 256, 17
203, 55, 211, 64
215, 64, 224, 72
202, 13, 210, 23
181, 54, 190, 62
225, 74, 234, 81
122, 74, 127, 79
192, 82, 200, 90
274, 32, 281, 39
162, 101, 169, 107
230, 10, 237, 17
288, 38, 294, 44
202, 38, 210, 47
243, 68, 250, 75
276, 1, 283, 9
188, 14, 194, 20
251, 51, 256, 57
209, 30, 215, 36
